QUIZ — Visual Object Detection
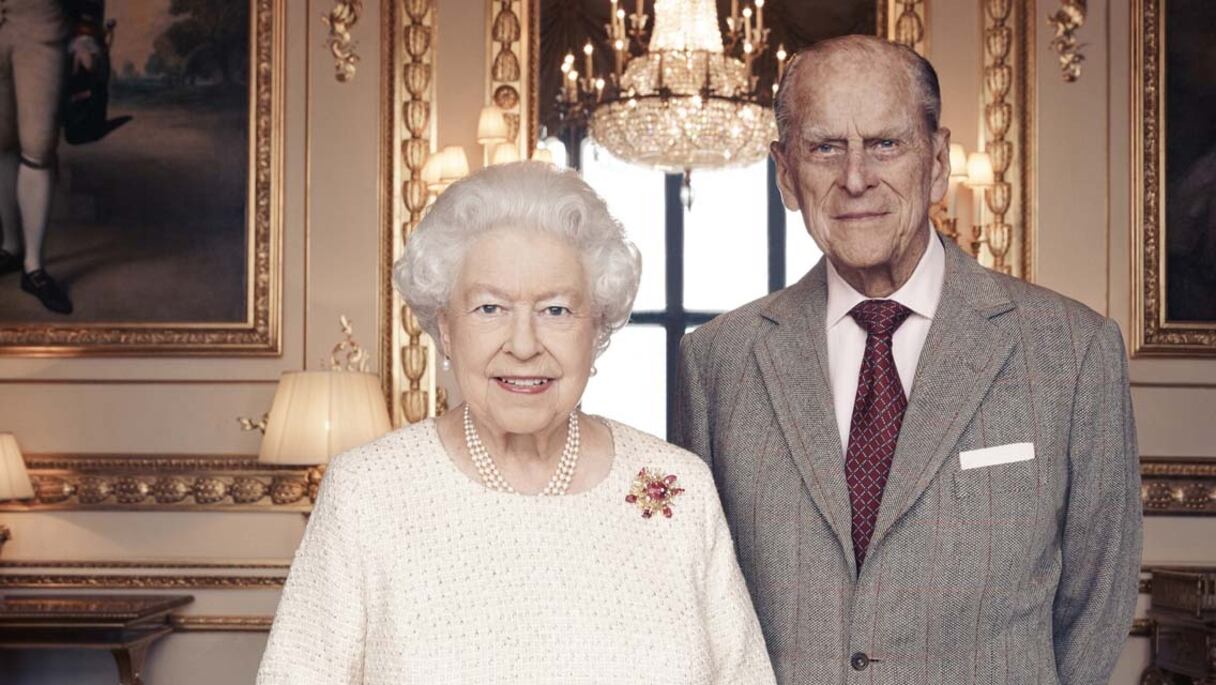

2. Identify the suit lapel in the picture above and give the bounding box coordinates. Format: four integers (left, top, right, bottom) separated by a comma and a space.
868, 240, 1017, 551
754, 263, 856, 570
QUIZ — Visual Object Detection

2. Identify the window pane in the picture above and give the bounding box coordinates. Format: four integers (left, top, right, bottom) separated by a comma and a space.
785, 209, 824, 286
683, 160, 769, 311
579, 140, 666, 311
580, 324, 666, 439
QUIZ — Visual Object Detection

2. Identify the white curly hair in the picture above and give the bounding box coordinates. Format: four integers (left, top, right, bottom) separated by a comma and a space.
393, 161, 642, 355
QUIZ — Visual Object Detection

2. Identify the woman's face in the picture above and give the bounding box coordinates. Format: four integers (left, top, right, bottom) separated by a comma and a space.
439, 226, 598, 437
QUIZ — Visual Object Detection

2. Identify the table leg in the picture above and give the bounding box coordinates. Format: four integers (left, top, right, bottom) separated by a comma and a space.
111, 642, 150, 685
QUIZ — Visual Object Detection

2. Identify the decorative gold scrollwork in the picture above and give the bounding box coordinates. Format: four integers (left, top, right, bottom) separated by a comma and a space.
1047, 1, 1087, 82
323, 0, 364, 82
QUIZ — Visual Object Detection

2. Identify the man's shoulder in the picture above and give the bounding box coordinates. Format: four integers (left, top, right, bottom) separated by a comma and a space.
981, 267, 1115, 354
682, 287, 789, 356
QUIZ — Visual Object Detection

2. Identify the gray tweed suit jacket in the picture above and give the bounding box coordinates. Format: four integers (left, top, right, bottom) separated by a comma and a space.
674, 236, 1142, 685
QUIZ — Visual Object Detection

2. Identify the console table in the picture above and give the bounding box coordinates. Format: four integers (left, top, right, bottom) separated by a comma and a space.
0, 594, 193, 685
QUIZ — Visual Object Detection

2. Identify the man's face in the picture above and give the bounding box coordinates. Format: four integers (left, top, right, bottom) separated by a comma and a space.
772, 53, 950, 279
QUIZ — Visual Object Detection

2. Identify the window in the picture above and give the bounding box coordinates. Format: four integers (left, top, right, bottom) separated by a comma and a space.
575, 140, 823, 439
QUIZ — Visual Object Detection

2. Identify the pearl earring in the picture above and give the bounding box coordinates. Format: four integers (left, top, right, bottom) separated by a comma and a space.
441, 356, 451, 371
589, 365, 598, 377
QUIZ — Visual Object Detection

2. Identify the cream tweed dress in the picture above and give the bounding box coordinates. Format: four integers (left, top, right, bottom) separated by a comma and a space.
256, 418, 776, 684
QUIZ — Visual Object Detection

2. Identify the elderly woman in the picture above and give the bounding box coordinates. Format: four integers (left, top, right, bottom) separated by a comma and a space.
257, 162, 774, 684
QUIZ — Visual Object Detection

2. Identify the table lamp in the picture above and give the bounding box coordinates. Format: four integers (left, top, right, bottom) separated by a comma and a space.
0, 433, 35, 554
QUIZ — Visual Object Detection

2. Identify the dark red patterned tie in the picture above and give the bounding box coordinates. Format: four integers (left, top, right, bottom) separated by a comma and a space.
845, 299, 913, 568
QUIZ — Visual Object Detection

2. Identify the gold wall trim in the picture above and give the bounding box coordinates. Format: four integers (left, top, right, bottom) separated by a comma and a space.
979, 0, 1034, 279
1131, 0, 1216, 356
0, 560, 291, 570
487, 0, 535, 157
0, 454, 318, 512
1129, 617, 1153, 638
0, 574, 286, 589
171, 615, 274, 632
0, 0, 285, 357
886, 0, 928, 55
1141, 456, 1216, 515
381, 0, 439, 426
323, 0, 364, 82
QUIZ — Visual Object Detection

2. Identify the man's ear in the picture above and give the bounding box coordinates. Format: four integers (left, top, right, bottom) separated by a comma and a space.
928, 127, 951, 205
771, 141, 803, 212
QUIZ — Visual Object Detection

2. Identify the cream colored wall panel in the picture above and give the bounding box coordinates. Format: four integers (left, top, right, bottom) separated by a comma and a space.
1132, 386, 1216, 456
435, 0, 487, 170
306, 0, 383, 373
1143, 517, 1216, 564
1033, 0, 1108, 314
0, 383, 277, 453
928, 0, 981, 160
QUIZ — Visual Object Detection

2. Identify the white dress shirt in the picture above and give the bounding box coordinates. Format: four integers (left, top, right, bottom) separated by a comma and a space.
825, 229, 946, 454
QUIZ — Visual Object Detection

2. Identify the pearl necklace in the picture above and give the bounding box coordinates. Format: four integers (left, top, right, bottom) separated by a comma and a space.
463, 405, 580, 496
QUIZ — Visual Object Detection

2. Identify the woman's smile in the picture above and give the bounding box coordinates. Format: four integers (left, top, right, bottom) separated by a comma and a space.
494, 375, 555, 394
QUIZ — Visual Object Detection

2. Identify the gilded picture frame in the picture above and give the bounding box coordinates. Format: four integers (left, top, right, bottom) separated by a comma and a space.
0, 0, 284, 357
1132, 0, 1216, 356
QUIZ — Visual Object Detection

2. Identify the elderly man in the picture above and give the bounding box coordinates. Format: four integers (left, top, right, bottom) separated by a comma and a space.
674, 35, 1141, 684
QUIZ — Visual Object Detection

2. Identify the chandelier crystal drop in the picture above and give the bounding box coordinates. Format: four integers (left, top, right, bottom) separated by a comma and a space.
557, 0, 785, 185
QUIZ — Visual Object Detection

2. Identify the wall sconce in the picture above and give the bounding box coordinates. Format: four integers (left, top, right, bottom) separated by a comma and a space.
490, 142, 520, 165
964, 151, 996, 257
240, 318, 392, 499
421, 145, 470, 196
0, 432, 35, 555
530, 146, 554, 164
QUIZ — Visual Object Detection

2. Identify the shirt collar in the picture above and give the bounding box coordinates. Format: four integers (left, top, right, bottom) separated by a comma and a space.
825, 228, 946, 329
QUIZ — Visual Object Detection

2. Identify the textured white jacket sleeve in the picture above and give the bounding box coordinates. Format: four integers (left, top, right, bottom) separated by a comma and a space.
701, 481, 778, 685
257, 456, 367, 684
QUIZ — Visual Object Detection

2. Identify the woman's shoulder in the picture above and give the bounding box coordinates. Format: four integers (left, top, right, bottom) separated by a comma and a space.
325, 419, 445, 486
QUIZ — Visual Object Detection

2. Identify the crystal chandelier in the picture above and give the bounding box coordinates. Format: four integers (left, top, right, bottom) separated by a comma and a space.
557, 0, 786, 203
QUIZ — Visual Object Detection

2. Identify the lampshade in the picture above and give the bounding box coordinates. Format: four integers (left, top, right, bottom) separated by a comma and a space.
0, 433, 34, 501
421, 152, 444, 189
258, 371, 392, 465
966, 151, 995, 187
438, 146, 470, 182
490, 142, 520, 166
476, 106, 510, 145
949, 144, 968, 179
531, 147, 554, 164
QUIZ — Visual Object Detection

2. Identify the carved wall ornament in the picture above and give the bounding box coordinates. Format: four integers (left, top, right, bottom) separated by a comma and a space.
382, 0, 441, 425
0, 454, 318, 512
487, 0, 532, 155
323, 0, 364, 82
1047, 1, 1087, 82
1140, 457, 1216, 515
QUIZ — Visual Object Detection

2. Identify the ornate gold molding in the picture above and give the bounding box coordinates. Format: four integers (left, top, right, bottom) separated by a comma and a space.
382, 0, 439, 426
0, 0, 284, 356
1047, 1, 1087, 82
1141, 457, 1216, 515
1132, 0, 1216, 356
886, 0, 928, 55
170, 615, 274, 632
1130, 617, 1153, 638
979, 0, 1034, 279
0, 560, 291, 570
0, 454, 318, 512
323, 0, 364, 82
0, 574, 285, 589
487, 0, 535, 156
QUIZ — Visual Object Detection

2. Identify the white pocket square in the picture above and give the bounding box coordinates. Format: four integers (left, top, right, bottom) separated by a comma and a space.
959, 442, 1035, 470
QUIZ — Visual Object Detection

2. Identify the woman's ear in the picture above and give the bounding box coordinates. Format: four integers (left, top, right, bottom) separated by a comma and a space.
436, 310, 451, 359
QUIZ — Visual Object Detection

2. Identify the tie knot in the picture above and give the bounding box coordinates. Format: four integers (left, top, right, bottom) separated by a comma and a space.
849, 299, 912, 337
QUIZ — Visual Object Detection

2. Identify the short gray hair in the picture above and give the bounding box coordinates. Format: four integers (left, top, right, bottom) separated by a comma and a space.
774, 35, 942, 149
393, 161, 641, 355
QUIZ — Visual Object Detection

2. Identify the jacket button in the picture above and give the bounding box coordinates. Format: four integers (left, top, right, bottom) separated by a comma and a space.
850, 652, 870, 671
